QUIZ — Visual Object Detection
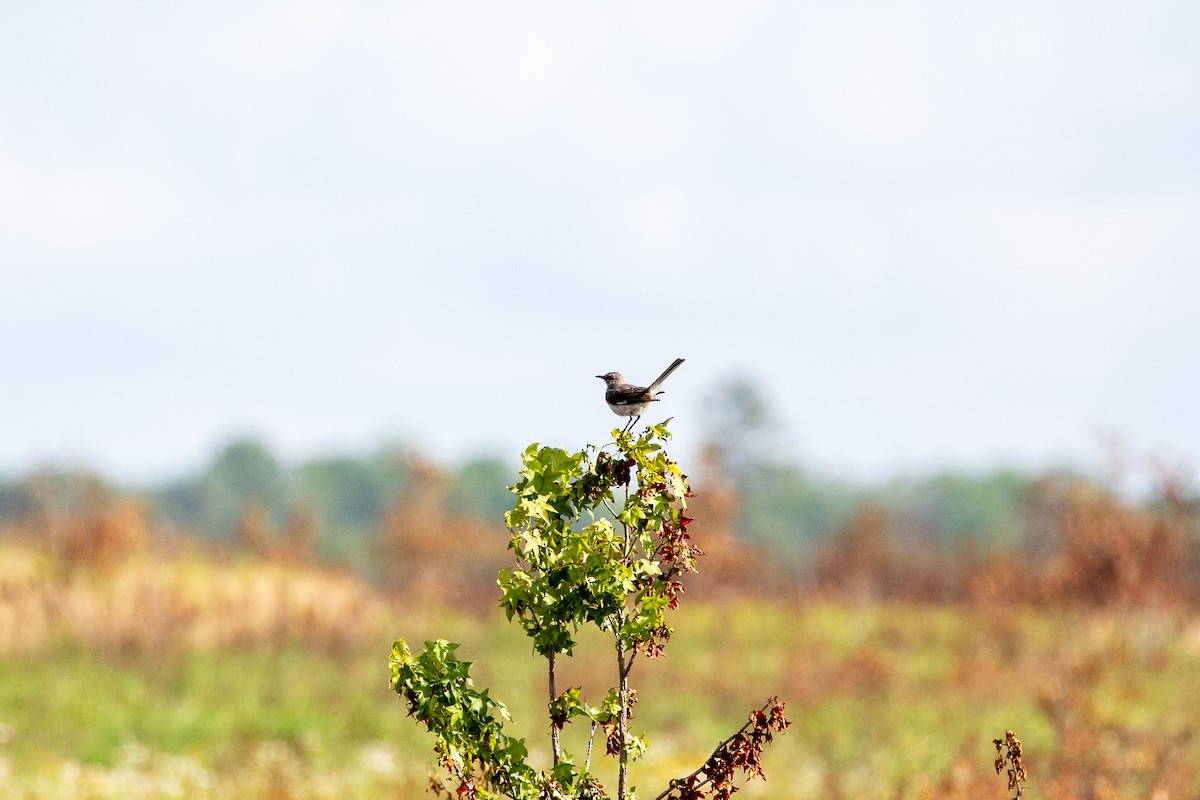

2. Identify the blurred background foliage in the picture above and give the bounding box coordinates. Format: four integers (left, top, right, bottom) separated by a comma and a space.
0, 376, 1197, 799
1, 374, 1194, 605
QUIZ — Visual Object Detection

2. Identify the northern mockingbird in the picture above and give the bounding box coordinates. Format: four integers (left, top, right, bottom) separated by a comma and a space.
597, 358, 685, 431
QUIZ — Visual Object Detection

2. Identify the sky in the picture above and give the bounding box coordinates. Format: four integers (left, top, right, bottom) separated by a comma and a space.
2, 2, 1198, 484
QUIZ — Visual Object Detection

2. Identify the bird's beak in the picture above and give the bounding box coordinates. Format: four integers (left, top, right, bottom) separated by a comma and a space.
595, 375, 605, 380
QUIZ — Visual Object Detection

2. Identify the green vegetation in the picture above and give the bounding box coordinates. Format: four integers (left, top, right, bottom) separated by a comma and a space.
391, 421, 773, 800
0, 602, 1196, 798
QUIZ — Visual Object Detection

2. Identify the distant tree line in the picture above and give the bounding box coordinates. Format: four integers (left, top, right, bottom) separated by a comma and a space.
0, 439, 515, 568
2, 375, 1190, 592
0, 441, 1052, 570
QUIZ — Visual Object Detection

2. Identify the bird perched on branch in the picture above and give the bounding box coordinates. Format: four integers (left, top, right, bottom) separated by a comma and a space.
596, 358, 685, 432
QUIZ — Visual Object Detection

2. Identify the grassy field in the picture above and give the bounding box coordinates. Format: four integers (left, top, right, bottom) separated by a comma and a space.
0, 539, 1197, 800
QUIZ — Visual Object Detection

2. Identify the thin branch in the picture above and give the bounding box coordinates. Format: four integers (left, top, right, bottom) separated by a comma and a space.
549, 650, 561, 764
617, 638, 630, 800
602, 499, 620, 521
584, 720, 598, 773
624, 647, 638, 675
653, 697, 780, 800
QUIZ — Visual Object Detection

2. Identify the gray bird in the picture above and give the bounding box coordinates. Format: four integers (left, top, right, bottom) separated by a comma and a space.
596, 358, 685, 431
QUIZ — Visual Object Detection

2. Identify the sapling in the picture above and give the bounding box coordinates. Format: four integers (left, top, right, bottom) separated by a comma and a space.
390, 421, 788, 799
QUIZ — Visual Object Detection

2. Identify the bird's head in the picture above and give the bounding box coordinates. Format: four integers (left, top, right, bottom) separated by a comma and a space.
596, 371, 624, 387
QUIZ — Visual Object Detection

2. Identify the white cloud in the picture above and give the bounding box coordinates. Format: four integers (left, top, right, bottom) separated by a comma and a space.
1, 1, 1197, 476
0, 125, 205, 275
622, 189, 692, 269
623, 0, 769, 55
0, 149, 139, 263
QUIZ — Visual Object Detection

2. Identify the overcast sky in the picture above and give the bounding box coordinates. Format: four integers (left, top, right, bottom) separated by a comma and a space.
2, 2, 1197, 483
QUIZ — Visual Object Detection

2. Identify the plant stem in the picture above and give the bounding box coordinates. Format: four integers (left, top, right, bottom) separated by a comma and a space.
549, 650, 561, 764
617, 638, 630, 800
584, 720, 597, 774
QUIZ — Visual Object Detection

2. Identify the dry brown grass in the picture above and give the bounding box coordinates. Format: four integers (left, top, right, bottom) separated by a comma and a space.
0, 536, 389, 656
1028, 475, 1198, 607
810, 471, 1200, 609
371, 454, 509, 605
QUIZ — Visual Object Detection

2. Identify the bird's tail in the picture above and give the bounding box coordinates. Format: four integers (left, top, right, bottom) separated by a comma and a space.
647, 357, 686, 393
